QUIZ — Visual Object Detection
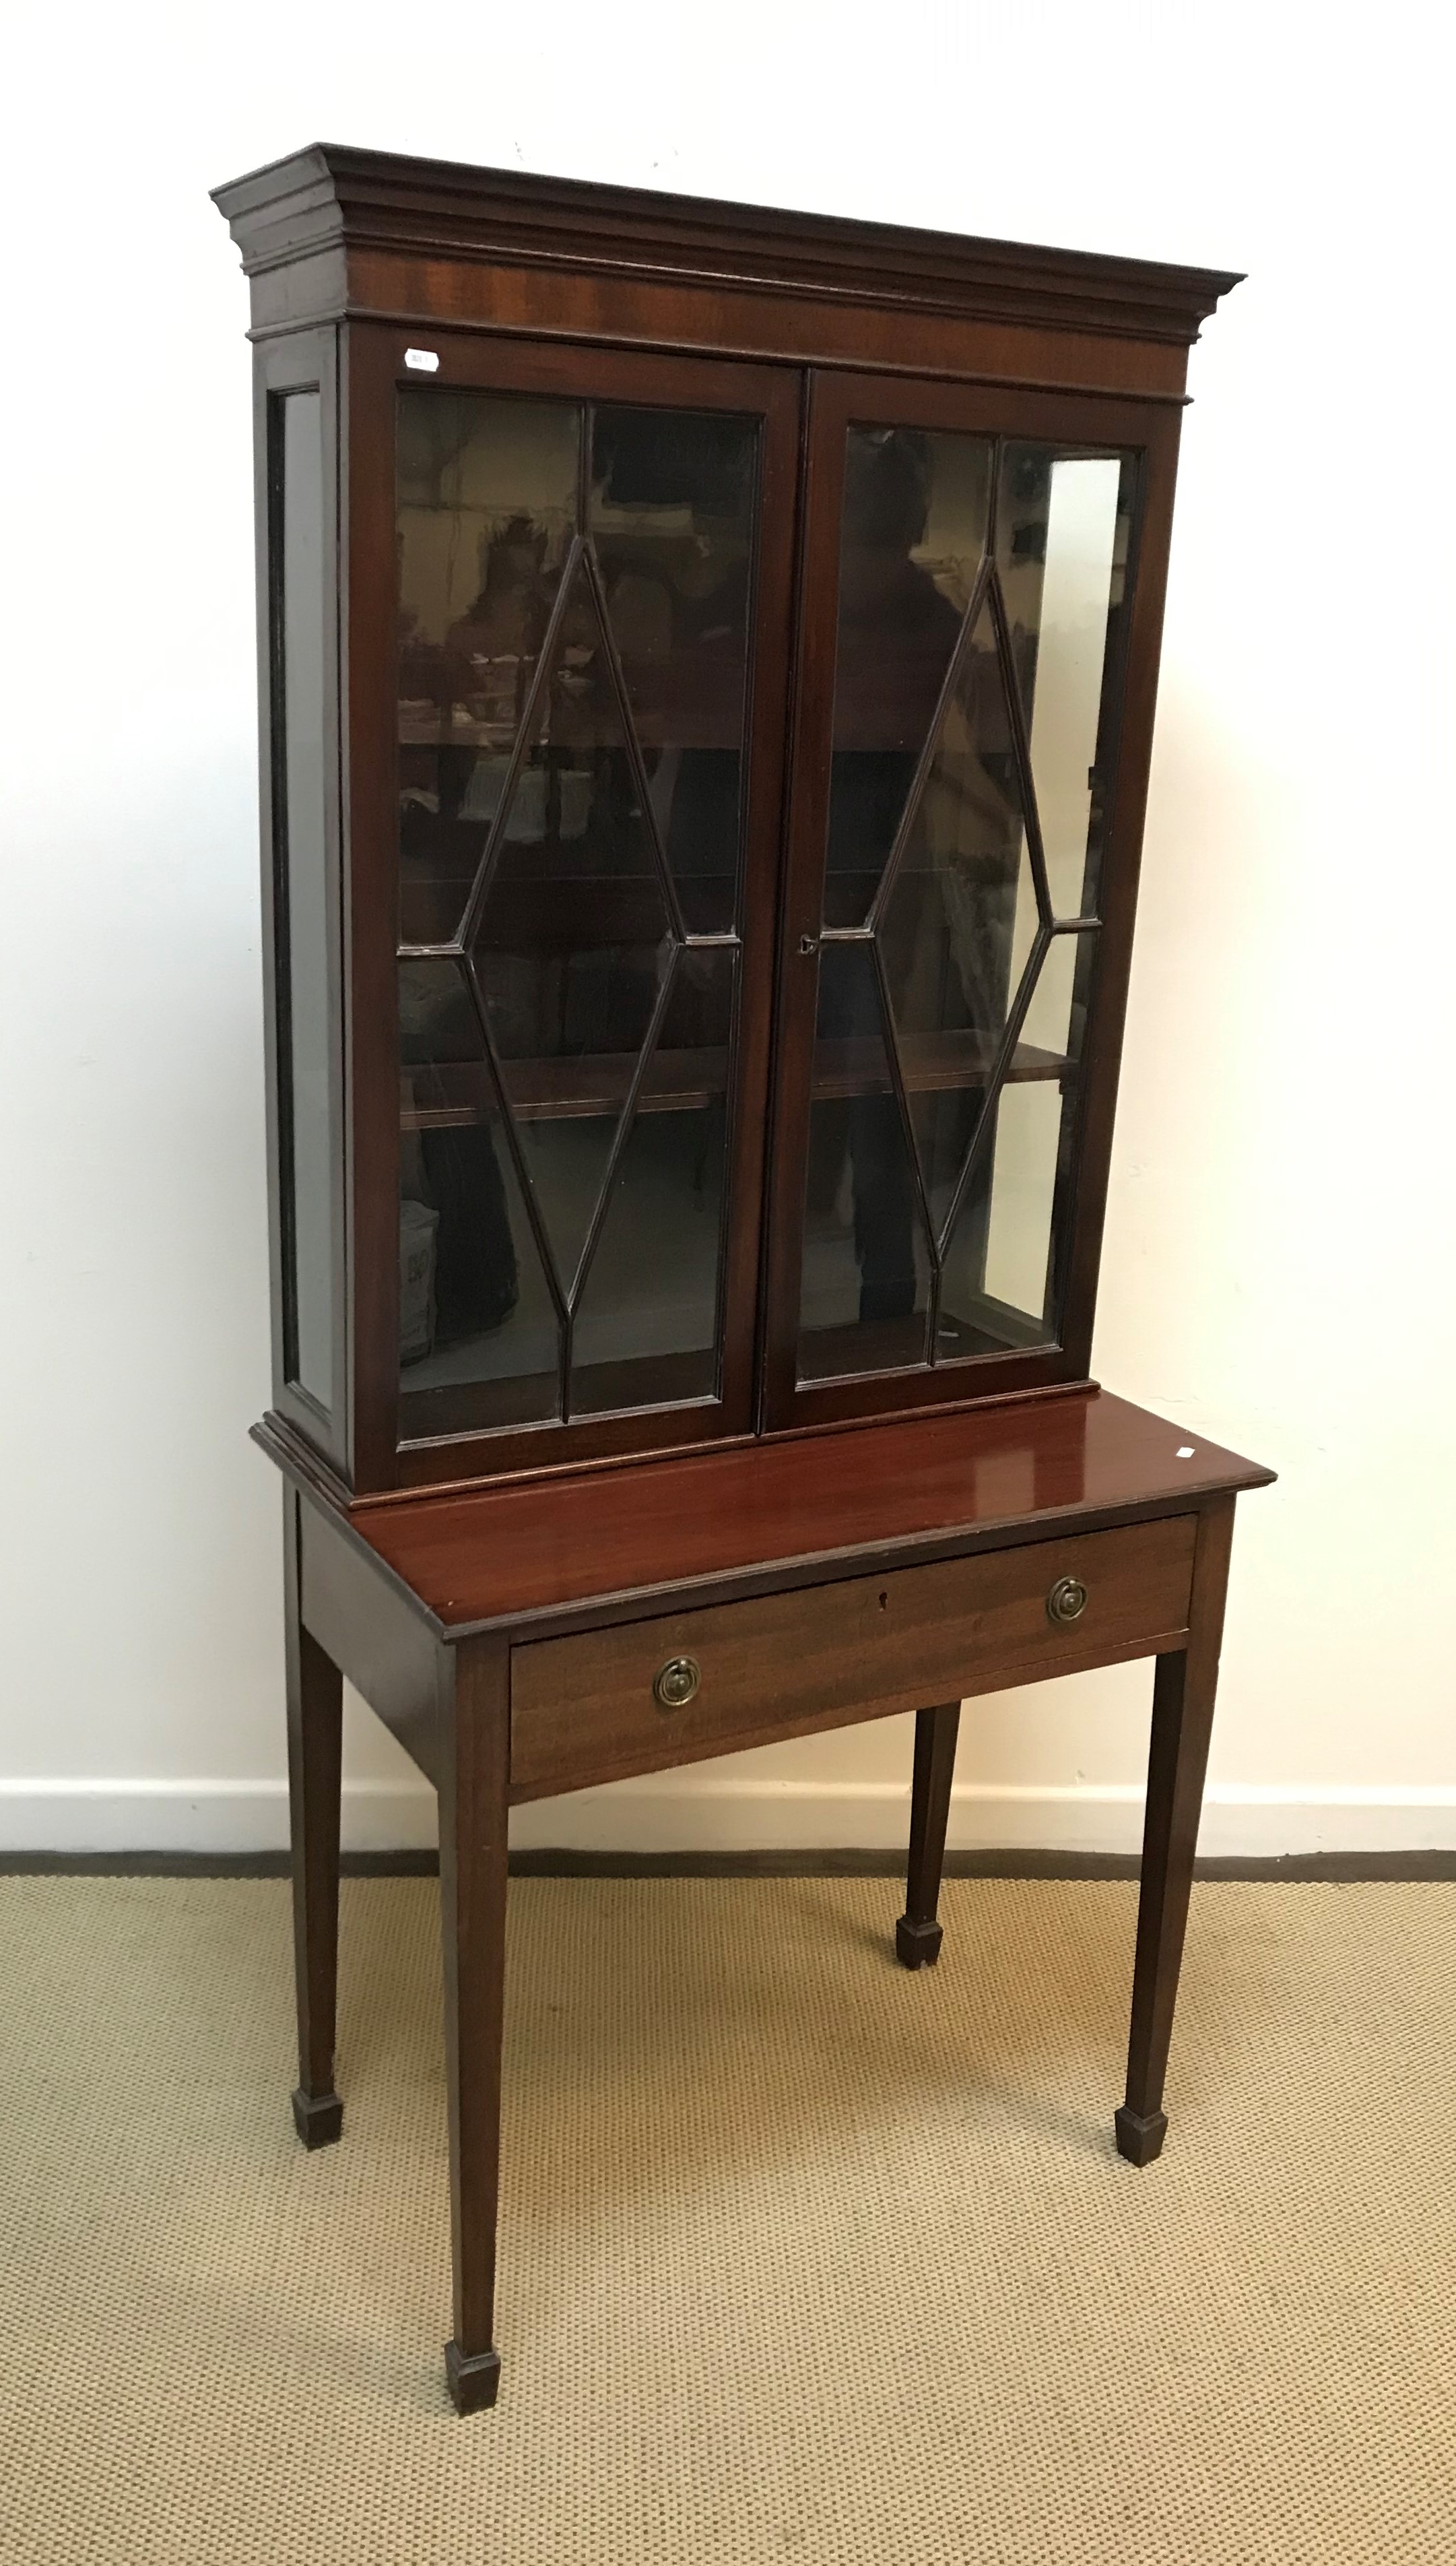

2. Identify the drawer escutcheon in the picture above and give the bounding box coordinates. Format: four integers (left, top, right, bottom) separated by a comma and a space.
1047, 1575, 1089, 1626
653, 1655, 701, 1711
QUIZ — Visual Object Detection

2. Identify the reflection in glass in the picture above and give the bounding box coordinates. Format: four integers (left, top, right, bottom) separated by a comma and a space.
470, 548, 677, 1290
397, 958, 561, 1437
797, 943, 931, 1381
878, 589, 1037, 1245
590, 408, 758, 933
275, 390, 337, 1411
395, 388, 760, 1437
826, 428, 992, 926
997, 444, 1134, 921
797, 424, 1135, 1384
397, 391, 580, 944
570, 949, 735, 1413
927, 907, 1088, 1357
939, 1072, 1076, 1353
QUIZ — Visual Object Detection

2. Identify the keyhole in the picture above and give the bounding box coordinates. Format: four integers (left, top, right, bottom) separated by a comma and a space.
878, 1592, 888, 1611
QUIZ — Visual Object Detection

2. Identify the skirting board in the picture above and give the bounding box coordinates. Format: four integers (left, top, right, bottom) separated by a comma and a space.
2, 1778, 1455, 1859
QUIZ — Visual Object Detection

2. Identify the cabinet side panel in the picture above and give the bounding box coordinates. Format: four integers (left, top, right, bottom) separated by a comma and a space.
256, 333, 349, 1472
275, 391, 335, 1401
340, 323, 404, 1490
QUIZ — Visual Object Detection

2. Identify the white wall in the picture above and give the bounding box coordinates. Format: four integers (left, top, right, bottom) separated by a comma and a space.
2, 0, 1451, 1857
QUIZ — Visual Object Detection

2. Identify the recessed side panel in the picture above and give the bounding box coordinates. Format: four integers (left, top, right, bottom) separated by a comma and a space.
273, 390, 335, 1404
257, 333, 348, 1473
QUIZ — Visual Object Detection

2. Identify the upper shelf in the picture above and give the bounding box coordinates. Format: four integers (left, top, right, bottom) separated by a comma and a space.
402, 1029, 1069, 1129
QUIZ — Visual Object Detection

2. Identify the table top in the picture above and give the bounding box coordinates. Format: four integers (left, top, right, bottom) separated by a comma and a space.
320, 1390, 1273, 1638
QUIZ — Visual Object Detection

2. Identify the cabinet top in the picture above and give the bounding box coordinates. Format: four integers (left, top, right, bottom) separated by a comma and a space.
276, 1392, 1275, 1640
213, 143, 1239, 354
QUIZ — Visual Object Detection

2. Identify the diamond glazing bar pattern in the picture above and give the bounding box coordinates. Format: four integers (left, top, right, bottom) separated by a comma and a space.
397, 400, 746, 1420
819, 432, 1110, 1363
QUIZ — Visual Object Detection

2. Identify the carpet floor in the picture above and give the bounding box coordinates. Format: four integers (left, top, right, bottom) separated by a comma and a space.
1, 1875, 1451, 2564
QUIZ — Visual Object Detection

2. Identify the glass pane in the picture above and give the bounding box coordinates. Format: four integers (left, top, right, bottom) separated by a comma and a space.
397, 389, 580, 943
570, 949, 735, 1415
825, 428, 992, 927
875, 588, 1039, 1243
397, 958, 561, 1438
797, 943, 931, 1382
933, 924, 1095, 1361
1018, 925, 1084, 1066
590, 406, 758, 934
275, 391, 336, 1411
997, 446, 1135, 920
938, 1075, 1073, 1355
469, 551, 676, 1296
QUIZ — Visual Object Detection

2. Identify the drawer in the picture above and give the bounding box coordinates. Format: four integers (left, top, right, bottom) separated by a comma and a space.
509, 1513, 1197, 1801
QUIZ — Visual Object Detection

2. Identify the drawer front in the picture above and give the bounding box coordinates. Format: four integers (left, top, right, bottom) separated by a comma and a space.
509, 1513, 1197, 1800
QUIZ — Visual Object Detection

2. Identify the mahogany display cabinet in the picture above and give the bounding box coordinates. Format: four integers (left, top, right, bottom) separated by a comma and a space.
214, 143, 1273, 2414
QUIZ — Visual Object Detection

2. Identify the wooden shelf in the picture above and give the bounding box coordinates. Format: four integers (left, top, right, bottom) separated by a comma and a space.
403, 1047, 726, 1129
401, 1030, 1068, 1130
813, 1029, 1067, 1102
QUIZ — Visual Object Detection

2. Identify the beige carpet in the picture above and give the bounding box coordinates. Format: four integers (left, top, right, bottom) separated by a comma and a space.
1, 1875, 1452, 2564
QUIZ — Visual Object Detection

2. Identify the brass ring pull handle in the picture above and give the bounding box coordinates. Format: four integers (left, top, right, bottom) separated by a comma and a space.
1046, 1575, 1089, 1626
653, 1655, 701, 1710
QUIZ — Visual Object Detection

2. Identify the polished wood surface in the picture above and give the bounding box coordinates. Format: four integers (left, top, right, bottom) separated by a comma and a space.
284, 1483, 345, 2149
343, 256, 1195, 401
898, 1702, 962, 1968
221, 154, 1240, 1503
1117, 1495, 1236, 2166
213, 143, 1238, 381
220, 152, 1265, 2418
508, 1514, 1195, 1801
438, 1638, 510, 2415
283, 1405, 1272, 2414
351, 1391, 1271, 1634
760, 369, 1185, 1436
299, 1489, 441, 1786
343, 324, 801, 1494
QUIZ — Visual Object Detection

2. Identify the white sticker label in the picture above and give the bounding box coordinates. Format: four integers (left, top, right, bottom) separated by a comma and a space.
1176, 1446, 1195, 1458
404, 348, 440, 373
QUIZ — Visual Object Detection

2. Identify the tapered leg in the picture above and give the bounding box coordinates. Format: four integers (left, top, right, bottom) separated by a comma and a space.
896, 1701, 962, 1968
1117, 1498, 1236, 2166
284, 1484, 345, 2149
438, 1638, 511, 2416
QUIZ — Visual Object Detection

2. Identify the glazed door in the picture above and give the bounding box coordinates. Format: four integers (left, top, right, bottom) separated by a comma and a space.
762, 371, 1180, 1432
344, 332, 799, 1489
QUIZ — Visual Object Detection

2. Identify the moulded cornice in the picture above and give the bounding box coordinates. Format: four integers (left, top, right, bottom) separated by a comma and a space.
212, 143, 1241, 347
